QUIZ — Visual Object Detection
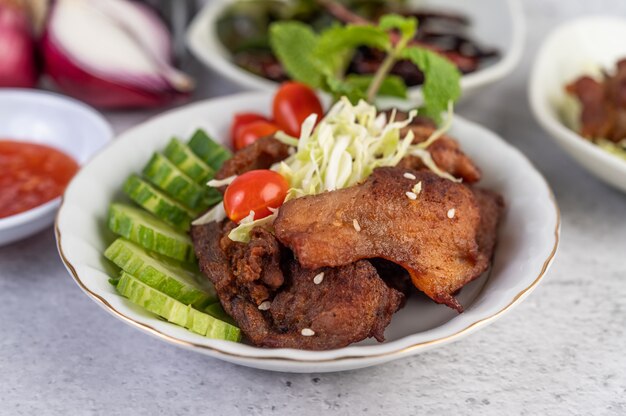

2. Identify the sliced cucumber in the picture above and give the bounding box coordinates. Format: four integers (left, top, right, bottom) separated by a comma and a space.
104, 238, 216, 307
142, 153, 210, 211
205, 302, 237, 326
188, 129, 232, 170
163, 138, 215, 184
108, 203, 196, 263
123, 175, 194, 231
116, 272, 241, 341
204, 187, 223, 209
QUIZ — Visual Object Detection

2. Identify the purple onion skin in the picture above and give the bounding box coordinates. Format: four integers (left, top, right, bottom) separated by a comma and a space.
41, 0, 193, 109
41, 30, 189, 109
0, 1, 38, 88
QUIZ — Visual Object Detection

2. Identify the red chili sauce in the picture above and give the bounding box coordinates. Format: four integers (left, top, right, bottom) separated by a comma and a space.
0, 140, 79, 219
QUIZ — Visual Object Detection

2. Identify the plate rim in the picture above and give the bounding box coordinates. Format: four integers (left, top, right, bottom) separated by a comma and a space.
54, 92, 560, 365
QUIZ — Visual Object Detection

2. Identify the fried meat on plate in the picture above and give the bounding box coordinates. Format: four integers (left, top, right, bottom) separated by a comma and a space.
388, 111, 482, 183
274, 167, 503, 312
215, 136, 290, 181
191, 221, 403, 350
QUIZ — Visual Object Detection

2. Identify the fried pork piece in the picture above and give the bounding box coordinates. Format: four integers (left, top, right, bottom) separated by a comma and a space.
215, 135, 290, 181
274, 167, 502, 312
191, 221, 403, 350
386, 110, 482, 183
566, 76, 614, 140
566, 59, 626, 142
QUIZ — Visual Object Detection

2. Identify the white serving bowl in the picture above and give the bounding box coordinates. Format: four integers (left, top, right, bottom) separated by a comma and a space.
529, 16, 626, 193
0, 89, 113, 246
55, 91, 559, 373
187, 0, 524, 100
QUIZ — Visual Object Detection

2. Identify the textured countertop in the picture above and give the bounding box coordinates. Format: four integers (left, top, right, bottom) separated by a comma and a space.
1, 1, 625, 415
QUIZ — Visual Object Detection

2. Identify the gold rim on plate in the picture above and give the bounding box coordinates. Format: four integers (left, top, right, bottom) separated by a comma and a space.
54, 187, 560, 364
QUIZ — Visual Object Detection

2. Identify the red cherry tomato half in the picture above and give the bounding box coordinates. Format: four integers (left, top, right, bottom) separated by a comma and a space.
234, 120, 279, 151
224, 170, 289, 223
231, 112, 269, 147
272, 82, 324, 137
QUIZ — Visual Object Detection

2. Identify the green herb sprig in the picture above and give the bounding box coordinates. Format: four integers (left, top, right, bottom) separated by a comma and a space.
269, 14, 461, 123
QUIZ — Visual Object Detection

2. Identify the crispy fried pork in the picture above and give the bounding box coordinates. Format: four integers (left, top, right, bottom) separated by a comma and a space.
215, 135, 290, 181
191, 220, 403, 350
566, 58, 626, 142
274, 167, 503, 312
386, 110, 481, 183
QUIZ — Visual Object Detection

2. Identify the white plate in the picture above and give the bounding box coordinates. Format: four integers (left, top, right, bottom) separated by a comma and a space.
187, 0, 524, 100
55, 92, 559, 373
0, 89, 113, 246
529, 16, 626, 193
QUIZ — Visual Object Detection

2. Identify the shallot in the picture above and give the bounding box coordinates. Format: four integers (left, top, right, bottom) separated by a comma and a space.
41, 0, 194, 109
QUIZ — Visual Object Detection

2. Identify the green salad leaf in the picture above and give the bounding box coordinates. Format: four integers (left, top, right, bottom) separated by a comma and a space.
269, 13, 461, 123
269, 22, 323, 88
344, 74, 407, 99
402, 47, 461, 122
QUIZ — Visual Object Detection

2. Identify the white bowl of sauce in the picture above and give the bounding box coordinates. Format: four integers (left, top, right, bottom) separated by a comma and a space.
0, 89, 113, 246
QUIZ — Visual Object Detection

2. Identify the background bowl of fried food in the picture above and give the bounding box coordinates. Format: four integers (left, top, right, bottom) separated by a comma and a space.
56, 91, 559, 373
187, 0, 524, 100
529, 16, 626, 193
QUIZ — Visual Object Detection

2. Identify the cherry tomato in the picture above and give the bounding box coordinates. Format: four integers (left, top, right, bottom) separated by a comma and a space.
272, 82, 324, 137
234, 120, 279, 151
231, 112, 269, 147
224, 170, 289, 223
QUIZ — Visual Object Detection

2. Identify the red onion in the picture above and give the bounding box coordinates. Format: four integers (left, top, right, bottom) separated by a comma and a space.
0, 0, 38, 88
41, 0, 194, 109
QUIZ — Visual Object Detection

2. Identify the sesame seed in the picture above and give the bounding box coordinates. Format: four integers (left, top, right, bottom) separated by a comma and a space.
447, 208, 456, 219
403, 172, 416, 180
406, 191, 417, 200
301, 328, 315, 336
258, 301, 271, 311
353, 219, 361, 232
412, 181, 422, 195
313, 272, 324, 285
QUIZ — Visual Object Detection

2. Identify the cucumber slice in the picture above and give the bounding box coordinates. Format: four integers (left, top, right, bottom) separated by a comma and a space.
163, 138, 215, 184
188, 129, 232, 170
123, 175, 194, 231
104, 238, 216, 308
108, 203, 196, 263
204, 302, 237, 326
116, 272, 241, 341
204, 187, 223, 209
142, 153, 210, 211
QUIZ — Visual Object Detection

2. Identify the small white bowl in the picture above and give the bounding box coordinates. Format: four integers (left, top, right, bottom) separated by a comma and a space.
529, 16, 626, 193
0, 89, 113, 246
56, 91, 559, 373
187, 0, 524, 100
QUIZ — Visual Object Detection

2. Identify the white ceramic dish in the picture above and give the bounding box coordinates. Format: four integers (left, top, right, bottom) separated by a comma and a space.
187, 0, 524, 100
56, 91, 559, 373
0, 89, 113, 246
529, 16, 626, 193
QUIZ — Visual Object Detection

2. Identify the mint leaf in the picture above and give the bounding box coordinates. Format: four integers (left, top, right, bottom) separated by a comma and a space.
269, 22, 322, 88
402, 47, 461, 122
314, 24, 391, 60
378, 14, 417, 40
325, 76, 367, 104
345, 74, 407, 99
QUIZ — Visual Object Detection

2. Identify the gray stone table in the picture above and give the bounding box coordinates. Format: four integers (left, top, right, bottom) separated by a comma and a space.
1, 0, 625, 414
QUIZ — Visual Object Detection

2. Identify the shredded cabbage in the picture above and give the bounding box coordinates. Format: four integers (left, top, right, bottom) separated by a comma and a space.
228, 97, 457, 241
274, 97, 457, 200
228, 211, 277, 243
